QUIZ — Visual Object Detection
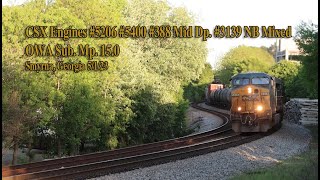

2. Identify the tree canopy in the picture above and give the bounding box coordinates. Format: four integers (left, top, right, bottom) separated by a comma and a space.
294, 22, 318, 98
214, 46, 275, 84
268, 60, 301, 99
2, 0, 210, 164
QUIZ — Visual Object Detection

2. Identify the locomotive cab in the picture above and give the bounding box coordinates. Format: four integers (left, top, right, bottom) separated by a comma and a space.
230, 72, 283, 132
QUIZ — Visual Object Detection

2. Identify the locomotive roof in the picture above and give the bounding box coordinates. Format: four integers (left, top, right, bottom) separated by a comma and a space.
231, 72, 272, 80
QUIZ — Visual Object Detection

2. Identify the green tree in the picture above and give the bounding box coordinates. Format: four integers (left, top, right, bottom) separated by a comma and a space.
2, 91, 34, 165
184, 63, 214, 102
214, 46, 275, 84
2, 0, 129, 158
57, 78, 104, 155
268, 60, 301, 99
121, 0, 208, 144
2, 1, 60, 163
124, 0, 207, 102
268, 60, 301, 83
294, 22, 318, 98
2, 0, 209, 161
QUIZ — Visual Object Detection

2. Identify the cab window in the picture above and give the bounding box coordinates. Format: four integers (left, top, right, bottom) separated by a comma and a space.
242, 79, 249, 85
252, 77, 269, 85
233, 78, 250, 86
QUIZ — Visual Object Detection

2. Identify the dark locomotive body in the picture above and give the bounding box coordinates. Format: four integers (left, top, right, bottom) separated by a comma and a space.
206, 72, 284, 132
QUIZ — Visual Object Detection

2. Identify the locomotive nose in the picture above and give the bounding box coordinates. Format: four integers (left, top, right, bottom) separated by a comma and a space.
240, 86, 264, 112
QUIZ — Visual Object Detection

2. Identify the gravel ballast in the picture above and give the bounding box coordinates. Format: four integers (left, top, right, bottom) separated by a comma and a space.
89, 122, 311, 180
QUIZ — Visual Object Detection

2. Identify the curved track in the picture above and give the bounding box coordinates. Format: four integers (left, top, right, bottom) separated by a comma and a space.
2, 103, 279, 180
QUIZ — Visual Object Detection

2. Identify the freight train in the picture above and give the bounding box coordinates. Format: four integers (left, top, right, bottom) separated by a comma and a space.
205, 72, 284, 132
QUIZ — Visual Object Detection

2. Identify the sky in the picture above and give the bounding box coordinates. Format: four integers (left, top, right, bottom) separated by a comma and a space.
3, 0, 319, 67
167, 0, 318, 67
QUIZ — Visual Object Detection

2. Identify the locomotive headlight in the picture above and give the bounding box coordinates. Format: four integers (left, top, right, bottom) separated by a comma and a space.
257, 105, 263, 111
237, 107, 242, 111
248, 87, 252, 94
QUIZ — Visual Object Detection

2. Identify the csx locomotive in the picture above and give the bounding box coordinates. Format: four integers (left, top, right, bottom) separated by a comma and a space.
206, 72, 284, 132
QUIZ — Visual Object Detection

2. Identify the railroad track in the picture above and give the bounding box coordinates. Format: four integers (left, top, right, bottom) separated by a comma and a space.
2, 103, 279, 180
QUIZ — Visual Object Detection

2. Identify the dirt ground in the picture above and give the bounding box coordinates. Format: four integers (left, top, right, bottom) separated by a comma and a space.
186, 106, 224, 133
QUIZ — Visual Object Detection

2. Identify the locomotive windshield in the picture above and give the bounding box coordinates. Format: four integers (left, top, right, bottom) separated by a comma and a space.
252, 77, 269, 85
233, 78, 249, 86
232, 77, 270, 87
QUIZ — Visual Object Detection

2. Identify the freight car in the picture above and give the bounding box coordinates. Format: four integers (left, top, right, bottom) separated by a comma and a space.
205, 78, 224, 106
206, 72, 284, 132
